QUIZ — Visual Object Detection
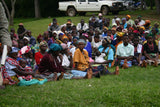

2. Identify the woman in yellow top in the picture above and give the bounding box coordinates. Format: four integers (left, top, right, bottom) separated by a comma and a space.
73, 39, 119, 76
73, 39, 90, 71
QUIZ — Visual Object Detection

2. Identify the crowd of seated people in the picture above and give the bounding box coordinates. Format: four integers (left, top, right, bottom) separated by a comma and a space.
1, 13, 160, 87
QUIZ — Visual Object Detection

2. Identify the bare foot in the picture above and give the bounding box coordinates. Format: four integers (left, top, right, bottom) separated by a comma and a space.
53, 72, 57, 81
84, 68, 93, 79
115, 66, 119, 75
0, 85, 5, 89
57, 72, 64, 80
3, 79, 9, 85
153, 60, 158, 67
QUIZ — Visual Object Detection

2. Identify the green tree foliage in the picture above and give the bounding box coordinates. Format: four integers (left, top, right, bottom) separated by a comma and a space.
14, 0, 60, 18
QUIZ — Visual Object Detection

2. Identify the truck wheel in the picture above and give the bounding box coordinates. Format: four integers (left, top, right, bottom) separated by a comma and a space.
67, 7, 76, 17
101, 6, 109, 15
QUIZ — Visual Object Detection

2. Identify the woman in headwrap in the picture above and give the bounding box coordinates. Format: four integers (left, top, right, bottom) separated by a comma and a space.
18, 46, 35, 69
126, 15, 135, 27
144, 20, 151, 31
35, 41, 48, 66
143, 34, 160, 65
60, 43, 73, 70
34, 34, 43, 53
98, 37, 115, 67
4, 47, 35, 85
38, 43, 64, 81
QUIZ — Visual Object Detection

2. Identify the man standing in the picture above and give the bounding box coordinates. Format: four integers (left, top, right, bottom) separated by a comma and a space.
0, 2, 12, 47
0, 2, 12, 89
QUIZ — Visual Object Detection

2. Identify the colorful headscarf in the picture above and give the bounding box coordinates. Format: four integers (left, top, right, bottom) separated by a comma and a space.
48, 43, 62, 53
103, 26, 108, 30
104, 36, 111, 44
23, 36, 30, 41
82, 33, 88, 38
18, 46, 31, 57
39, 41, 48, 47
122, 18, 126, 21
144, 20, 151, 25
37, 34, 42, 41
139, 26, 145, 30
111, 27, 116, 31
117, 32, 124, 37
78, 39, 86, 44
126, 15, 131, 19
61, 43, 68, 50
129, 27, 134, 31
62, 34, 69, 40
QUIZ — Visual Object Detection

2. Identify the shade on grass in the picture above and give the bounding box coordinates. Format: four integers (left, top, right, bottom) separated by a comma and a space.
0, 66, 160, 106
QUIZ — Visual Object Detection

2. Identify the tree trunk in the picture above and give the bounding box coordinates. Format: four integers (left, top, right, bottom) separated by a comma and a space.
1, 0, 16, 26
155, 0, 160, 14
141, 0, 144, 10
34, 0, 41, 18
10, 0, 16, 26
1, 0, 11, 22
150, 0, 153, 10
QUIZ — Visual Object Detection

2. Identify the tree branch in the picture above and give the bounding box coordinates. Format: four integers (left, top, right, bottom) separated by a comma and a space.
1, 0, 11, 19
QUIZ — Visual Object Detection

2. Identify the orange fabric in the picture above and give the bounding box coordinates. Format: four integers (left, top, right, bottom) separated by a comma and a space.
115, 41, 123, 51
126, 15, 131, 19
73, 48, 89, 71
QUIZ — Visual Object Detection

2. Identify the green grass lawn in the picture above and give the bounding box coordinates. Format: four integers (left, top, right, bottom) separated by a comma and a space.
0, 66, 160, 106
2, 9, 160, 106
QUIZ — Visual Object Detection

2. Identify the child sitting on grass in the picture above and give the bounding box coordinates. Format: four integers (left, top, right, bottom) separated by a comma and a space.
95, 50, 106, 63
18, 59, 33, 81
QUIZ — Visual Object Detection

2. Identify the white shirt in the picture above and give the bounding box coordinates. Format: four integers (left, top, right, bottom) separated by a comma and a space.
77, 23, 89, 31
93, 41, 102, 48
62, 54, 70, 67
138, 20, 145, 26
95, 53, 106, 63
70, 47, 76, 58
116, 43, 134, 57
5, 62, 16, 76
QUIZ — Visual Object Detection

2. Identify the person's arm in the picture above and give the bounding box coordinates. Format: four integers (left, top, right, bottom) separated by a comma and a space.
138, 53, 142, 65
12, 68, 35, 76
84, 23, 89, 31
117, 55, 133, 61
76, 23, 81, 31
154, 52, 159, 61
144, 51, 152, 60
0, 2, 12, 47
69, 52, 73, 68
74, 62, 78, 70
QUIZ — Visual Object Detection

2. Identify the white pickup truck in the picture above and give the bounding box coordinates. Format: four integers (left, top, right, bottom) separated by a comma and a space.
58, 0, 124, 16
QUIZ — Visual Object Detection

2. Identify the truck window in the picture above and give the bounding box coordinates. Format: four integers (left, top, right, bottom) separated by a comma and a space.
78, 0, 86, 2
88, 0, 98, 2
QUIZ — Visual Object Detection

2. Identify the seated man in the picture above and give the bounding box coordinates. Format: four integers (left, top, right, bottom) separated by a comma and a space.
116, 34, 134, 67
77, 19, 89, 35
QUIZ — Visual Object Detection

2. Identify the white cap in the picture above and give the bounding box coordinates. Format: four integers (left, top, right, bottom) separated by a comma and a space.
98, 13, 102, 17
116, 18, 121, 22
23, 36, 30, 41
